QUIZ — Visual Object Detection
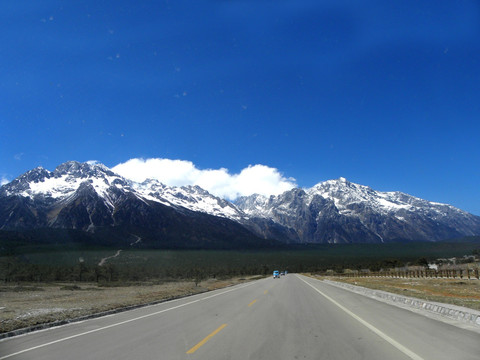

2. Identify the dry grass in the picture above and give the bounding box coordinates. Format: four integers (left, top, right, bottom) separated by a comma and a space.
0, 277, 259, 334
311, 275, 480, 311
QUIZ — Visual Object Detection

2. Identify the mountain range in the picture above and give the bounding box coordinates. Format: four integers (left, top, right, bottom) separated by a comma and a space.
1, 161, 479, 248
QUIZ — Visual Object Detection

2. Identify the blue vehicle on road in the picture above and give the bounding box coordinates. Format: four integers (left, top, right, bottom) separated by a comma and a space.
273, 270, 280, 279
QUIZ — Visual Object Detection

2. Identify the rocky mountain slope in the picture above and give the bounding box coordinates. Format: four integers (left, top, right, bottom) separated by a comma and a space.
235, 177, 480, 243
0, 161, 266, 249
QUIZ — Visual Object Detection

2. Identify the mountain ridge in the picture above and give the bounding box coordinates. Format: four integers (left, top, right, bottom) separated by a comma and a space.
0, 161, 272, 249
1, 161, 479, 246
236, 177, 480, 243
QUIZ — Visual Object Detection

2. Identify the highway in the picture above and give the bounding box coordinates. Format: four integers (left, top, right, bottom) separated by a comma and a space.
1, 274, 479, 360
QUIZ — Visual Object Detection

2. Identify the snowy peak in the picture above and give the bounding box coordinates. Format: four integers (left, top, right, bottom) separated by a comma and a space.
308, 178, 387, 213
309, 177, 374, 199
2, 161, 131, 202
306, 177, 458, 216
133, 179, 245, 221
54, 161, 117, 180
236, 177, 480, 243
1, 167, 50, 195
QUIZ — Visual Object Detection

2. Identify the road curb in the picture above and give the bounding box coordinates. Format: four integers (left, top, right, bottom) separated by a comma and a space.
323, 279, 480, 328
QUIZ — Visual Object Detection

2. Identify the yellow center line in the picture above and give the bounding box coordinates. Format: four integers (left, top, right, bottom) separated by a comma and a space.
248, 299, 257, 307
186, 324, 227, 354
264, 290, 268, 295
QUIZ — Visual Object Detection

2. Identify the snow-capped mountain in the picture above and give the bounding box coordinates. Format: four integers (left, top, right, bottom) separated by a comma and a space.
0, 161, 264, 248
0, 161, 245, 225
2, 161, 131, 210
236, 177, 480, 243
1, 161, 479, 246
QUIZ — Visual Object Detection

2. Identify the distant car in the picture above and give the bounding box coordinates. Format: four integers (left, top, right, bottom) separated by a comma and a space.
280, 271, 285, 276
273, 270, 280, 279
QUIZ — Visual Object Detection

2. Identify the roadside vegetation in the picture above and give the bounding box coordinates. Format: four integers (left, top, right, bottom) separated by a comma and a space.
2, 238, 480, 283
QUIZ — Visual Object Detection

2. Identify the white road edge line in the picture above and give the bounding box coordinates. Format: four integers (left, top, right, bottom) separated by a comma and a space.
0, 281, 258, 360
296, 275, 425, 360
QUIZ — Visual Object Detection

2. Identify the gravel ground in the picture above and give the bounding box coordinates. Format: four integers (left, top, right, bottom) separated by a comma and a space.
0, 277, 258, 335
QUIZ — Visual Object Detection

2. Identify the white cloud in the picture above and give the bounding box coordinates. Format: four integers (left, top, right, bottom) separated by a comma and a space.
1, 176, 10, 186
112, 158, 297, 200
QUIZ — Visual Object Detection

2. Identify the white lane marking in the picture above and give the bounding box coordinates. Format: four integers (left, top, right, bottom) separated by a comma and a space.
296, 275, 425, 360
0, 281, 257, 360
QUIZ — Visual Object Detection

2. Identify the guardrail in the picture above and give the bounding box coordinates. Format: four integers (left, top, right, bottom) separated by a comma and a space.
339, 269, 480, 280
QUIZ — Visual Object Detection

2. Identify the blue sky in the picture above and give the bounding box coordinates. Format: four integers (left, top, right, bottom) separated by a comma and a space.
1, 1, 479, 215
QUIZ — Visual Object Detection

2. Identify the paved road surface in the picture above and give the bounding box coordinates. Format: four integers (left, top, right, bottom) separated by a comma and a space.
1, 274, 479, 359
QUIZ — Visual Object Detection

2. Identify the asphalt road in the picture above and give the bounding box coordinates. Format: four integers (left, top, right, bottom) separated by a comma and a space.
1, 274, 479, 360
